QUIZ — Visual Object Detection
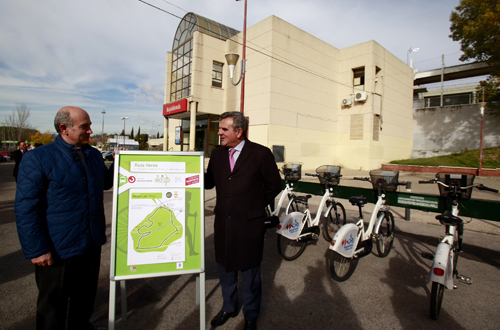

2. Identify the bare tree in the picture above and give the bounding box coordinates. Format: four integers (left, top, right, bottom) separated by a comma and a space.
4, 103, 33, 141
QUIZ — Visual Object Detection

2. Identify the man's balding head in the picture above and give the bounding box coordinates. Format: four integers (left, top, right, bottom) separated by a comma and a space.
54, 106, 93, 147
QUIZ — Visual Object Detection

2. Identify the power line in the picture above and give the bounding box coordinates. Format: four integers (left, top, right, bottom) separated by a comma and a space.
139, 0, 401, 90
414, 52, 462, 64
161, 0, 188, 13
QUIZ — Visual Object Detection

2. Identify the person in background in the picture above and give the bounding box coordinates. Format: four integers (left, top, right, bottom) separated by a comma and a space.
15, 106, 114, 330
205, 111, 282, 330
12, 140, 27, 182
34, 142, 44, 148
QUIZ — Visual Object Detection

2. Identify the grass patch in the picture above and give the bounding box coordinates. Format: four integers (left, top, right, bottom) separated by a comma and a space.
390, 147, 500, 169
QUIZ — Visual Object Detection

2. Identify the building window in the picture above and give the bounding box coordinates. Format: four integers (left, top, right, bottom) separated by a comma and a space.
424, 93, 473, 107
171, 39, 193, 102
350, 114, 364, 140
212, 62, 223, 88
353, 67, 365, 92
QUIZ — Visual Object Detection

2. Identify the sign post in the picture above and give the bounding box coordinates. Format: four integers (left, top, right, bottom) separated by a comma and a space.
108, 151, 205, 329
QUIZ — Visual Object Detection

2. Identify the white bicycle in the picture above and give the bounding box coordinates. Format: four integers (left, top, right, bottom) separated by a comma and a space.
419, 173, 498, 320
276, 165, 346, 261
329, 170, 408, 281
266, 163, 307, 219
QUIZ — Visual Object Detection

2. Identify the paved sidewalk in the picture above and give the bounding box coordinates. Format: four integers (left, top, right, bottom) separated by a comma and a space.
2, 161, 500, 330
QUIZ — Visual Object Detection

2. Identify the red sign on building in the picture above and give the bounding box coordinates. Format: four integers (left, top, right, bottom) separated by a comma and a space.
163, 99, 188, 116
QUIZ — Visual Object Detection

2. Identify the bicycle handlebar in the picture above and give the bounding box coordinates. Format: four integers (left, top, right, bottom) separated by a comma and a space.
418, 179, 499, 193
418, 179, 437, 184
476, 184, 499, 193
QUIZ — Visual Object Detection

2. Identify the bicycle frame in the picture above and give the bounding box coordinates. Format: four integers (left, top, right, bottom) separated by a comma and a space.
277, 186, 334, 240
428, 199, 459, 290
267, 181, 295, 217
329, 193, 388, 258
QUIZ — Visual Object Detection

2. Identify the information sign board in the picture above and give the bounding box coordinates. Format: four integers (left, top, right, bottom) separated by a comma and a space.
110, 151, 204, 280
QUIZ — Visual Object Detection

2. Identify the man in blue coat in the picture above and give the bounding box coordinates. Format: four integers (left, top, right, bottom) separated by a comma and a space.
205, 112, 282, 330
15, 106, 114, 330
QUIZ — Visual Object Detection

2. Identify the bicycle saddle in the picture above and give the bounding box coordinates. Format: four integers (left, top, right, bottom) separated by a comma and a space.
349, 196, 367, 206
436, 211, 462, 226
295, 195, 312, 203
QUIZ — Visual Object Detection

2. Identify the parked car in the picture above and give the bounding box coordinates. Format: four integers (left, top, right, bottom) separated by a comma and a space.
2, 154, 11, 161
101, 151, 113, 161
0, 154, 5, 162
0, 151, 12, 158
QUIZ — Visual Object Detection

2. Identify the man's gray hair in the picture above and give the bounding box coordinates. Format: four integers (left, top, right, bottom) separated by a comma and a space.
54, 109, 73, 133
221, 111, 248, 137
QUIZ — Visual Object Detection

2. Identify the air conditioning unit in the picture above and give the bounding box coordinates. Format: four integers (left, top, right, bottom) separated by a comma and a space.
341, 98, 352, 106
355, 91, 368, 102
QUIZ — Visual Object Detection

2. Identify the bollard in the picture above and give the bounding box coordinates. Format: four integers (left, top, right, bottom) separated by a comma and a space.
405, 181, 412, 221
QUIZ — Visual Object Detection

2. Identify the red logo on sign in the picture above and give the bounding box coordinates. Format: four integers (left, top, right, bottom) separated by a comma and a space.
185, 175, 199, 186
163, 99, 188, 116
128, 176, 136, 183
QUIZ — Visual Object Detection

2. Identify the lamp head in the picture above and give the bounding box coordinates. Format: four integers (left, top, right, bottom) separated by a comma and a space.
225, 53, 240, 79
225, 53, 240, 66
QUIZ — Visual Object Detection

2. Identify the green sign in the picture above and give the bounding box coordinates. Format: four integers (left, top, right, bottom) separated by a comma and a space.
397, 194, 439, 209
110, 151, 205, 280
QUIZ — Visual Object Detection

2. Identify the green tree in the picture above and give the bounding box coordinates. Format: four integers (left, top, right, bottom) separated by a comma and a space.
450, 0, 500, 103
135, 127, 141, 141
130, 127, 134, 139
139, 133, 149, 150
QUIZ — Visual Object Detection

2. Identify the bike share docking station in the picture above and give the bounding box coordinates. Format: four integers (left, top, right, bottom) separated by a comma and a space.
279, 172, 500, 223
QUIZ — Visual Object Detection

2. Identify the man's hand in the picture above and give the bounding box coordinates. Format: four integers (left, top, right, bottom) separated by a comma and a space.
31, 252, 53, 267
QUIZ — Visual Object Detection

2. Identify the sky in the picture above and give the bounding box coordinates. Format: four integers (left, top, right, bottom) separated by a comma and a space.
0, 0, 475, 136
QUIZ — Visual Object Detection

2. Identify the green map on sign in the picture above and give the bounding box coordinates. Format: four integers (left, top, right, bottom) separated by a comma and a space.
130, 206, 183, 253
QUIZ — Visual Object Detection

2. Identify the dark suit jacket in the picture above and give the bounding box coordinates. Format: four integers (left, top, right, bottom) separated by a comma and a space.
205, 140, 282, 271
12, 149, 25, 179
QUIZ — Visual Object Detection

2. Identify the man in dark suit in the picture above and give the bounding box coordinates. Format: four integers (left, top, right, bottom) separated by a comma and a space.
12, 140, 27, 182
205, 112, 282, 330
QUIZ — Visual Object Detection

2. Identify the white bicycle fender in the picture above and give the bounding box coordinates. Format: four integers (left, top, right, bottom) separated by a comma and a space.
329, 223, 359, 258
276, 212, 305, 240
428, 242, 454, 290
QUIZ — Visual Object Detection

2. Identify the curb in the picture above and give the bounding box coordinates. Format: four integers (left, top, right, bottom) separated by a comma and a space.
381, 164, 500, 177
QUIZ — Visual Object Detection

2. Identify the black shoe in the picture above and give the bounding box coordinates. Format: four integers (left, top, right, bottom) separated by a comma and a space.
210, 309, 238, 327
243, 320, 257, 330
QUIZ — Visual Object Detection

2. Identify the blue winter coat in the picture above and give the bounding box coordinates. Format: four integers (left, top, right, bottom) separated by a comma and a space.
15, 135, 114, 260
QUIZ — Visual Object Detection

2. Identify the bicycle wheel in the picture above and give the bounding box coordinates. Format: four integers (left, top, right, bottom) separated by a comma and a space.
329, 251, 359, 282
324, 202, 346, 242
285, 196, 307, 215
277, 234, 307, 261
430, 281, 445, 320
375, 211, 395, 257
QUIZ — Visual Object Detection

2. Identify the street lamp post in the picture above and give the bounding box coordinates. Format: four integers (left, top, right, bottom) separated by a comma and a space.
101, 110, 106, 150
120, 117, 129, 149
479, 81, 487, 176
407, 47, 420, 67
225, 0, 247, 113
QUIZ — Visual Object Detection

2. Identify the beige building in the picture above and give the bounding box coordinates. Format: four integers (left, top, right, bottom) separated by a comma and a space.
162, 13, 414, 170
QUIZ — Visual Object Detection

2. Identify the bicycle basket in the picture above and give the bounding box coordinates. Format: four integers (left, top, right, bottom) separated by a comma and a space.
282, 163, 302, 181
316, 165, 341, 186
436, 172, 475, 200
369, 170, 399, 192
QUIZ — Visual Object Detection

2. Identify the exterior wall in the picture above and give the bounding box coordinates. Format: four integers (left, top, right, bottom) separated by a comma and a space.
337, 41, 414, 170
163, 15, 414, 171
413, 104, 500, 158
